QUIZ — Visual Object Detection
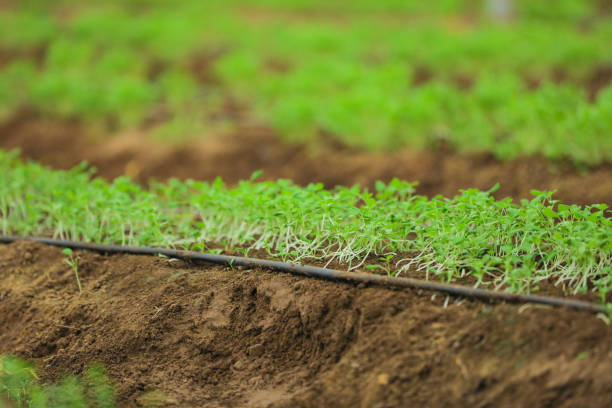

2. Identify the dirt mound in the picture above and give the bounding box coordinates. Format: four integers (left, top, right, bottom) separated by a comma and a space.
1, 113, 611, 206
1, 241, 611, 407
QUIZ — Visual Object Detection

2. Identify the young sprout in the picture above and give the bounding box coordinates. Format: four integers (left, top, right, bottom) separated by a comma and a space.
365, 255, 395, 276
62, 248, 82, 293
365, 264, 391, 276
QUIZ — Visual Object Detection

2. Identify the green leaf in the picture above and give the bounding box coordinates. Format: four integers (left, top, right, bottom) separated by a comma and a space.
250, 170, 264, 181
541, 208, 559, 218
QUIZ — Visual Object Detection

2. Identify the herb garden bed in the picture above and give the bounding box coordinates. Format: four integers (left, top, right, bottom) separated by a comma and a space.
1, 149, 611, 406
1, 1, 611, 406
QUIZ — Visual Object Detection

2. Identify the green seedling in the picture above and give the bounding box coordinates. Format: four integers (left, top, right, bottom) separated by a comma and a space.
62, 248, 82, 293
365, 264, 391, 275
365, 254, 395, 276
575, 351, 589, 360
187, 242, 206, 252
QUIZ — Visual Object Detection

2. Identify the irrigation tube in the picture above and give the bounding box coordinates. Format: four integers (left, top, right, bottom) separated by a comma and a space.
0, 235, 607, 314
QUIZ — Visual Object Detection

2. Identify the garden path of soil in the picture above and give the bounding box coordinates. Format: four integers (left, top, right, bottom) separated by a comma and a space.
1, 114, 611, 206
1, 241, 611, 407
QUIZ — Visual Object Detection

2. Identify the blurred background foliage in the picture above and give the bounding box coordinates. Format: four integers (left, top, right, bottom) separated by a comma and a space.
0, 0, 610, 163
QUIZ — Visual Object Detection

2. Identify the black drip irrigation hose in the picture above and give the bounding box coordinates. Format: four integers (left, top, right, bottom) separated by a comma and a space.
0, 235, 607, 314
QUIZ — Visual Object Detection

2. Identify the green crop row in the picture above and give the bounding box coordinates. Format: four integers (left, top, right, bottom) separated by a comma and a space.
0, 1, 610, 162
10, 0, 609, 22
0, 355, 115, 408
2, 5, 609, 75
220, 0, 606, 21
219, 60, 612, 164
1, 150, 610, 303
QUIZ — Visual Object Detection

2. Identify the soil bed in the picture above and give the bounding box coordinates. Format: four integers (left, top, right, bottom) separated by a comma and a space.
1, 113, 611, 206
1, 241, 611, 407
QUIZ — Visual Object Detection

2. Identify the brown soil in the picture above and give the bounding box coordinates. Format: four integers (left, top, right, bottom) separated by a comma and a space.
523, 64, 612, 102
1, 113, 611, 206
0, 46, 46, 69
1, 241, 611, 408
587, 65, 612, 101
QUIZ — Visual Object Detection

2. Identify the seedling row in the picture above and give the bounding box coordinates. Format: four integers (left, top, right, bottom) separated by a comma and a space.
1, 151, 610, 305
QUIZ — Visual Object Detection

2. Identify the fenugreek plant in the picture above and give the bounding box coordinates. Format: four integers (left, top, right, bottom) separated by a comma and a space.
1, 151, 610, 303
